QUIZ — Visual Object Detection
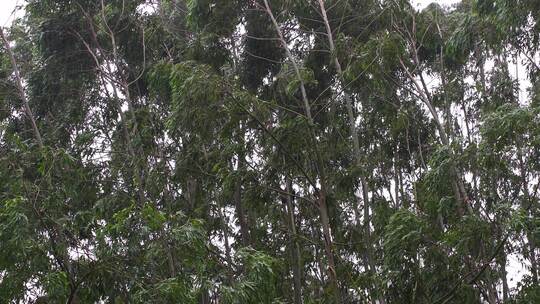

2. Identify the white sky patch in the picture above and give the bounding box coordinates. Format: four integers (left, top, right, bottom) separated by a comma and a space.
137, 1, 158, 15
0, 0, 23, 27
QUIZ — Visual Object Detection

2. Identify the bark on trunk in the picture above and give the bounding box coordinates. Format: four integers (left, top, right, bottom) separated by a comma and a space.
283, 178, 303, 304
235, 146, 251, 247
318, 190, 340, 301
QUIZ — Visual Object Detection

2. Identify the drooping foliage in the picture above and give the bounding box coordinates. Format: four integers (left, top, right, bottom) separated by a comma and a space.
0, 0, 539, 303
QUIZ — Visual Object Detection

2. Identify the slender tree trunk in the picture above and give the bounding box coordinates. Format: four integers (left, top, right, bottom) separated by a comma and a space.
234, 161, 250, 247
229, 27, 251, 250
200, 290, 210, 304
317, 190, 340, 301
500, 252, 509, 302
283, 177, 303, 304
314, 231, 326, 300
234, 129, 251, 247
0, 28, 43, 149
220, 205, 234, 279
262, 1, 340, 301
316, 2, 384, 303
518, 144, 539, 284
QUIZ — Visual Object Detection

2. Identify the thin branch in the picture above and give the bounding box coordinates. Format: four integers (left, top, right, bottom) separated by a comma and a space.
0, 27, 43, 148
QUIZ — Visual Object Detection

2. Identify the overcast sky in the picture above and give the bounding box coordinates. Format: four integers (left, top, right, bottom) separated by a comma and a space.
0, 0, 21, 27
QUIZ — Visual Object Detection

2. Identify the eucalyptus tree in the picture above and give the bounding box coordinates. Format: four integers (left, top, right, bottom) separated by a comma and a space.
0, 0, 539, 303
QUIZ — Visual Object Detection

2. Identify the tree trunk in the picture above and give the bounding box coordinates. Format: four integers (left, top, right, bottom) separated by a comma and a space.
316, 2, 383, 303
0, 28, 43, 148
235, 137, 251, 247
283, 178, 303, 304
262, 1, 340, 301
317, 190, 340, 302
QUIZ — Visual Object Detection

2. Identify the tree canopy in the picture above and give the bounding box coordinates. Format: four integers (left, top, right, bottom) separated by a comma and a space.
0, 0, 539, 303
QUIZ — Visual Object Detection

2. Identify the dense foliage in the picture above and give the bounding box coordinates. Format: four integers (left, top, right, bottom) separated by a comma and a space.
0, 0, 539, 303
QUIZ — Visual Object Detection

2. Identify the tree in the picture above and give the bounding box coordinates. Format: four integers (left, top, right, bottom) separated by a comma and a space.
0, 0, 538, 303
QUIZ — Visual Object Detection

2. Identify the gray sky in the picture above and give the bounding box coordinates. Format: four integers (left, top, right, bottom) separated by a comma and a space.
0, 0, 21, 27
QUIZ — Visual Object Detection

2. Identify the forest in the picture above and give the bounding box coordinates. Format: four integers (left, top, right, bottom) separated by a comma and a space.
0, 0, 539, 303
